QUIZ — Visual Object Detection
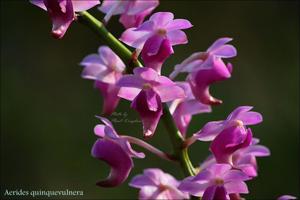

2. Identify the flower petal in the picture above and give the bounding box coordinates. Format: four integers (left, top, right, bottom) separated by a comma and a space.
43, 0, 75, 39
154, 84, 185, 102
167, 30, 188, 45
120, 28, 152, 49
278, 195, 297, 200
194, 121, 224, 141
95, 82, 121, 115
126, 0, 159, 15
166, 19, 193, 31
202, 185, 227, 200
238, 111, 263, 125
134, 67, 159, 81
30, 0, 46, 10
150, 12, 174, 27
207, 37, 233, 52
141, 36, 174, 73
72, 0, 100, 12
91, 139, 133, 187
117, 74, 145, 88
118, 87, 142, 101
179, 178, 208, 197
179, 100, 212, 116
243, 145, 271, 157
131, 90, 162, 138
98, 0, 126, 15
224, 180, 249, 194
223, 170, 250, 182
212, 44, 237, 58
130, 175, 157, 188
94, 125, 106, 137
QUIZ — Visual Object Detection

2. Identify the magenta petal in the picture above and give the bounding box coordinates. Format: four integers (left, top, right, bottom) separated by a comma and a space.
117, 74, 145, 89
30, 0, 46, 10
243, 145, 271, 157
238, 164, 258, 177
179, 177, 204, 197
72, 0, 100, 12
188, 58, 231, 105
238, 111, 263, 125
224, 181, 249, 194
172, 100, 211, 136
226, 106, 263, 125
167, 30, 188, 45
120, 28, 152, 49
126, 0, 159, 15
278, 195, 297, 200
43, 0, 75, 39
149, 12, 174, 27
134, 67, 159, 81
139, 186, 159, 199
141, 36, 174, 73
210, 126, 252, 163
99, 1, 124, 14
143, 35, 164, 56
131, 90, 162, 138
154, 84, 185, 102
173, 109, 191, 136
203, 185, 227, 200
223, 170, 250, 182
118, 87, 141, 101
194, 121, 224, 141
166, 19, 193, 31
180, 100, 212, 116
129, 175, 157, 188
95, 81, 120, 116
227, 106, 253, 120
120, 7, 154, 29
207, 37, 233, 52
212, 44, 237, 58
94, 125, 106, 137
146, 89, 159, 111
91, 139, 133, 187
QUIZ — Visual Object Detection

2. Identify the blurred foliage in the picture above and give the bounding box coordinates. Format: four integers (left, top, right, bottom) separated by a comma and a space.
1, 1, 299, 199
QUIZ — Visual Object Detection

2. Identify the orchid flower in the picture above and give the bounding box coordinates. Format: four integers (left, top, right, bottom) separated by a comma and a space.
92, 117, 145, 187
194, 106, 262, 141
117, 67, 185, 137
179, 163, 250, 200
99, 0, 159, 28
200, 138, 270, 177
170, 38, 236, 105
120, 11, 192, 51
80, 46, 125, 115
169, 82, 211, 136
130, 168, 189, 200
30, 0, 100, 38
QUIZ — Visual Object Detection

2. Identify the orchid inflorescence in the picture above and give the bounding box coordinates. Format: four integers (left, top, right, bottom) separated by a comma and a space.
30, 1, 297, 200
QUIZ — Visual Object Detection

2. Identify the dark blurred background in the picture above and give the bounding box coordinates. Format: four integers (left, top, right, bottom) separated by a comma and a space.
1, 1, 299, 199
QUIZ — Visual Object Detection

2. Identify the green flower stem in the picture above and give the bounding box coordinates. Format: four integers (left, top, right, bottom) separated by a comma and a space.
162, 104, 196, 176
77, 11, 142, 73
78, 11, 195, 177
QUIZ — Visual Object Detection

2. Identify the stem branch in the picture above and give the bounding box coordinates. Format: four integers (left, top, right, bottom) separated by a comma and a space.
122, 135, 175, 162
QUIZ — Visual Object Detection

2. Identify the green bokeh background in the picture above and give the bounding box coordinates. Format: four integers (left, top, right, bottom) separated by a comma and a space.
1, 1, 299, 199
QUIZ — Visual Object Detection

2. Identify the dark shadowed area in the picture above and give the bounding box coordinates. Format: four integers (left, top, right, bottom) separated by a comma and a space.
1, 1, 299, 199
